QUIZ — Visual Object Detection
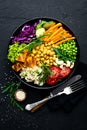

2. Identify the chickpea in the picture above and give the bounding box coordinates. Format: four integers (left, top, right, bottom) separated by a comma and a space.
49, 56, 52, 60
50, 51, 55, 56
36, 46, 39, 50
44, 54, 47, 58
38, 51, 41, 54
32, 49, 36, 54
43, 50, 47, 54
50, 48, 54, 51
41, 58, 44, 61
43, 60, 47, 64
44, 44, 48, 47
38, 63, 42, 67
50, 59, 54, 62
45, 56, 49, 60
34, 56, 37, 59
31, 54, 34, 57
48, 42, 51, 45
36, 58, 40, 61
50, 62, 53, 66
40, 44, 44, 48
46, 46, 50, 49
36, 54, 40, 58
52, 44, 55, 47
37, 60, 41, 64
54, 54, 57, 58
47, 60, 50, 64
40, 47, 44, 52
40, 53, 44, 57
46, 51, 49, 55
51, 41, 54, 44
46, 63, 50, 66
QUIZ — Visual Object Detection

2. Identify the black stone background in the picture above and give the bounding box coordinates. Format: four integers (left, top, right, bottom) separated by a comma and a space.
0, 0, 87, 130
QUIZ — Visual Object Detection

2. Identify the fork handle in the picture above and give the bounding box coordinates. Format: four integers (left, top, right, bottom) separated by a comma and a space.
31, 93, 63, 112
25, 95, 53, 111
31, 100, 47, 112
25, 92, 63, 111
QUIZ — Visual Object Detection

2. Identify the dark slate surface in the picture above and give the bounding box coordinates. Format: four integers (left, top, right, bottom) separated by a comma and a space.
0, 0, 87, 130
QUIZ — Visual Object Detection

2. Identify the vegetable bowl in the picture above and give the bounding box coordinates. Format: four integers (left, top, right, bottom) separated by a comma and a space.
7, 18, 80, 89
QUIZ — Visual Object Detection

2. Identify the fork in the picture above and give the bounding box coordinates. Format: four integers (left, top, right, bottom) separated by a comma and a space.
25, 79, 86, 112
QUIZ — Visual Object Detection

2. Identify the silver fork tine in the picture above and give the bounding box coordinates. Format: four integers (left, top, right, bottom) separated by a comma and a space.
70, 81, 86, 93
70, 79, 86, 86
72, 84, 85, 91
71, 85, 85, 93
71, 81, 85, 89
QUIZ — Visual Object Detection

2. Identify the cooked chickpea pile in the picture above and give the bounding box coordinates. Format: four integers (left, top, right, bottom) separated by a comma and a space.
30, 42, 58, 66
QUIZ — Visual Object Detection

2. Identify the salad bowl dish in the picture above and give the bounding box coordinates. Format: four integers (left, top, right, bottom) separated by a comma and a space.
7, 18, 80, 89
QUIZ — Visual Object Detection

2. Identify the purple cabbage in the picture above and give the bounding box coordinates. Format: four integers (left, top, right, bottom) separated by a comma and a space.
11, 23, 37, 44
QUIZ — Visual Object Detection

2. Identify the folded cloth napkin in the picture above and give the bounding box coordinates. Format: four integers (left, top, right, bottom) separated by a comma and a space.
47, 62, 87, 112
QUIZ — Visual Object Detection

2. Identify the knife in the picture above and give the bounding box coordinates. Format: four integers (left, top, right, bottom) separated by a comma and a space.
25, 74, 81, 112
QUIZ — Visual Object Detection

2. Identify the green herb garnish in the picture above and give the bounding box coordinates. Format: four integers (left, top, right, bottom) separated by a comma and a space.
53, 47, 71, 61
39, 64, 51, 84
25, 39, 44, 52
20, 35, 50, 52
2, 82, 24, 111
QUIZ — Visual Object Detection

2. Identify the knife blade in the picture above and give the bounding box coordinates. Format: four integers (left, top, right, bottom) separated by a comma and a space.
51, 74, 81, 96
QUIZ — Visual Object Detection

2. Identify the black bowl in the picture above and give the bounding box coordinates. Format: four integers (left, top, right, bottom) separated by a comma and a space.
8, 17, 80, 89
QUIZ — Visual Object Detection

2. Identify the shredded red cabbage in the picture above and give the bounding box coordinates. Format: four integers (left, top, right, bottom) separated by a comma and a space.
11, 23, 37, 43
